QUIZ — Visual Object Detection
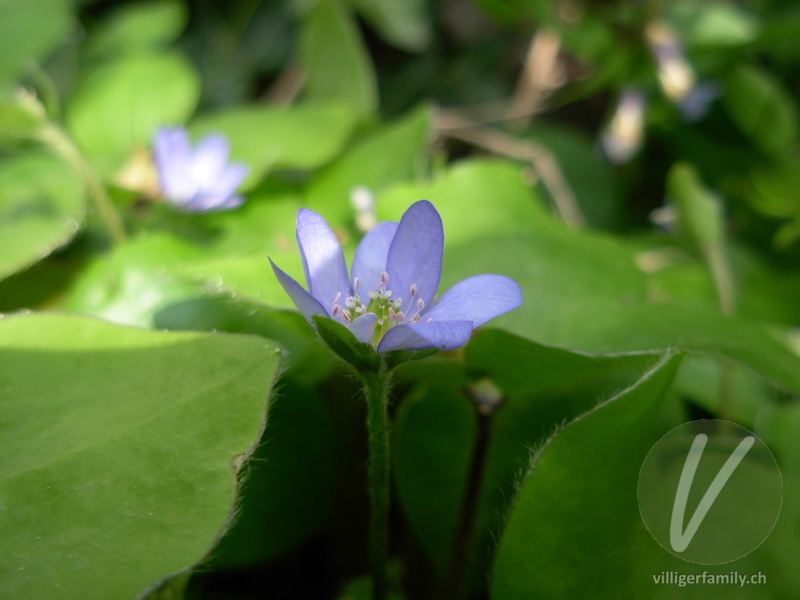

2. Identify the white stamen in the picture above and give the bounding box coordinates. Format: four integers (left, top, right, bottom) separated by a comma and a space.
342, 313, 351, 325
417, 298, 425, 311
427, 318, 434, 323
353, 277, 360, 292
331, 304, 342, 317
377, 318, 384, 325
411, 313, 421, 323
355, 306, 364, 313
332, 292, 341, 304
410, 283, 417, 297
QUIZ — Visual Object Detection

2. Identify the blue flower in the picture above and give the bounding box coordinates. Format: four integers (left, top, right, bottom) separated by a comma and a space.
153, 127, 248, 212
271, 200, 522, 352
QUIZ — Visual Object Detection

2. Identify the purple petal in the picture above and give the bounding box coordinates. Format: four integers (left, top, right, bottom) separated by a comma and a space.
385, 200, 443, 310
351, 221, 398, 291
184, 192, 244, 213
349, 312, 378, 344
190, 134, 231, 188
269, 258, 328, 320
296, 209, 351, 309
153, 128, 193, 202
422, 274, 522, 326
204, 162, 249, 199
377, 320, 474, 352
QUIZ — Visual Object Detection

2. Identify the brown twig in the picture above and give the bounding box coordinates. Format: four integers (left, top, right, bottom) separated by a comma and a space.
506, 28, 564, 130
436, 110, 586, 228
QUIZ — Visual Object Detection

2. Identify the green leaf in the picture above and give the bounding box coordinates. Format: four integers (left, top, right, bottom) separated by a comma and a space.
667, 0, 760, 48
723, 65, 798, 154
64, 233, 206, 327
351, 0, 432, 52
0, 313, 281, 599
667, 162, 725, 254
393, 332, 662, 593
0, 91, 47, 146
0, 0, 70, 88
490, 352, 681, 599
445, 230, 800, 392
312, 314, 380, 371
0, 152, 85, 281
87, 0, 188, 57
66, 52, 200, 175
306, 105, 432, 224
300, 0, 378, 119
190, 104, 356, 186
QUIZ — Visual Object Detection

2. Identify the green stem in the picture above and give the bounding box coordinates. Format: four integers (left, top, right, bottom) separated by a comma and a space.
705, 244, 736, 423
39, 123, 127, 244
362, 364, 392, 600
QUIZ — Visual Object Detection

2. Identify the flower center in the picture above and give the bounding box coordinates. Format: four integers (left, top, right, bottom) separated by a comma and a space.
328, 272, 428, 347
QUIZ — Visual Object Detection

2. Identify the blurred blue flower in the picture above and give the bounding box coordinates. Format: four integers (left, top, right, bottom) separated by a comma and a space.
270, 200, 522, 352
601, 89, 646, 164
153, 127, 248, 212
677, 81, 720, 122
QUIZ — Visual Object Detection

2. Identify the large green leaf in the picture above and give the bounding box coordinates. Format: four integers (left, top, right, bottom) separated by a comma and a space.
0, 152, 85, 281
66, 52, 200, 174
190, 104, 356, 186
0, 0, 70, 88
490, 352, 681, 599
443, 231, 800, 393
300, 0, 377, 119
377, 158, 550, 245
0, 313, 281, 599
393, 332, 661, 593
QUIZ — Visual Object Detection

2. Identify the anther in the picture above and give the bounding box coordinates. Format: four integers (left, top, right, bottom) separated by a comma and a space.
417, 298, 424, 311
410, 283, 417, 297
331, 304, 342, 317
353, 277, 360, 292
332, 292, 341, 304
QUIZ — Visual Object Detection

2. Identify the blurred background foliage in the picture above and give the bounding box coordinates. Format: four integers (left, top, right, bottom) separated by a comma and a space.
2, 0, 800, 599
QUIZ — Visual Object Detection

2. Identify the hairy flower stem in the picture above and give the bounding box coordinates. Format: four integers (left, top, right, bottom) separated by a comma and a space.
362, 364, 393, 600
39, 123, 127, 244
